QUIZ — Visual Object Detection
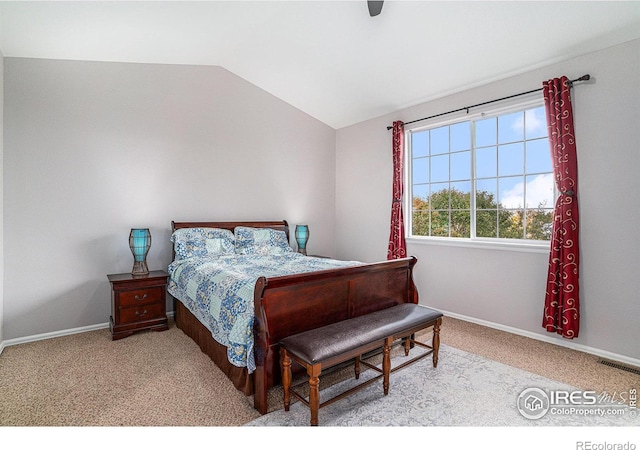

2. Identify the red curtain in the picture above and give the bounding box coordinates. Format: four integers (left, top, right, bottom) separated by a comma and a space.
387, 121, 407, 260
542, 76, 580, 339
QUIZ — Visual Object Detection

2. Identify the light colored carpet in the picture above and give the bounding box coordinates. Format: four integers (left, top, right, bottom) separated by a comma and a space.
0, 319, 262, 426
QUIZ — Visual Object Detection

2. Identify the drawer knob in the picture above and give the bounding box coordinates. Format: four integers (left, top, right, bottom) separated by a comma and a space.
135, 310, 148, 317
134, 294, 148, 301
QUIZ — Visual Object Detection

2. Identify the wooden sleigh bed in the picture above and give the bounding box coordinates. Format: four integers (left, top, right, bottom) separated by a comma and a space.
169, 220, 418, 414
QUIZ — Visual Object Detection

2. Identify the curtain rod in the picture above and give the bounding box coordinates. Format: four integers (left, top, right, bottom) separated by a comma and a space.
386, 74, 591, 131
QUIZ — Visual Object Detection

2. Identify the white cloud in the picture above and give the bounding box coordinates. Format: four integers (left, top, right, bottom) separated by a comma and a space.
511, 108, 546, 136
525, 108, 546, 135
501, 173, 556, 209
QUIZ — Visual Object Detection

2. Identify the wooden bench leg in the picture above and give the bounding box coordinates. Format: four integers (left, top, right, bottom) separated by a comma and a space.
308, 364, 321, 426
282, 349, 292, 411
354, 355, 361, 380
433, 317, 442, 368
383, 336, 392, 395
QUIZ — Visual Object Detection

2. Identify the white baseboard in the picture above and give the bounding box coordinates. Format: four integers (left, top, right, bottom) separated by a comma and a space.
0, 312, 176, 356
439, 308, 640, 369
1, 322, 110, 353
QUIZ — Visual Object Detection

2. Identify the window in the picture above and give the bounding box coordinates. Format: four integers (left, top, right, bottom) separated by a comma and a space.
409, 102, 556, 242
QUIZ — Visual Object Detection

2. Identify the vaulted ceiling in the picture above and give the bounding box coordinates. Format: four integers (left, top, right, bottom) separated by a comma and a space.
1, 1, 639, 129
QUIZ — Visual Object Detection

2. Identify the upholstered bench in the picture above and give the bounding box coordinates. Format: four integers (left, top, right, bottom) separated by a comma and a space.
279, 303, 443, 426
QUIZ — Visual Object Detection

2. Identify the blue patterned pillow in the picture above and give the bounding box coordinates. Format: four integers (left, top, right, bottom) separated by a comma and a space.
234, 226, 293, 255
171, 228, 235, 260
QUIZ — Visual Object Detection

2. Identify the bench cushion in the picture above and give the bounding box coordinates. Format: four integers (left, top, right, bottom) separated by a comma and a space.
279, 303, 442, 365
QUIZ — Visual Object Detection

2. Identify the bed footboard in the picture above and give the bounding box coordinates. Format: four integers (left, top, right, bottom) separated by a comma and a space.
251, 256, 418, 414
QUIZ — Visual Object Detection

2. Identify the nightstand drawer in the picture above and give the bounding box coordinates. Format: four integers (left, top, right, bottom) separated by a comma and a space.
118, 286, 163, 307
119, 303, 164, 325
108, 270, 169, 340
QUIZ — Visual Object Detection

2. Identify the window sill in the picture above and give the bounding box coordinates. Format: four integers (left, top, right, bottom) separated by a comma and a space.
406, 236, 550, 254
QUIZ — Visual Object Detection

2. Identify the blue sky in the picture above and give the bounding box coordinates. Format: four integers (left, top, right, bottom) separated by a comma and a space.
411, 106, 556, 210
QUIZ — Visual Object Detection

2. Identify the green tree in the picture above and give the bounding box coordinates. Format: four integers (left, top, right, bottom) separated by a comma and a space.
526, 204, 555, 240
411, 189, 553, 240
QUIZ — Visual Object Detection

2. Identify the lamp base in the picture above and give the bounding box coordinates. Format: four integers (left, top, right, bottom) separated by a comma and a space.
131, 261, 149, 276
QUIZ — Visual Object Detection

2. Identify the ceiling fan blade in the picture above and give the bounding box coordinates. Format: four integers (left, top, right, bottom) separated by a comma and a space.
368, 1, 384, 17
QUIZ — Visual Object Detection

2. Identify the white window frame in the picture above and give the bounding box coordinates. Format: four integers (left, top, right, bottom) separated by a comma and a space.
405, 94, 554, 254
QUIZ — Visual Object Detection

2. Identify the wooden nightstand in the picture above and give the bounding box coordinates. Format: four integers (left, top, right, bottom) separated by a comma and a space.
108, 270, 169, 340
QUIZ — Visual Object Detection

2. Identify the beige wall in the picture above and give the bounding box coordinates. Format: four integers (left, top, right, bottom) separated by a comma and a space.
3, 58, 336, 340
336, 39, 640, 363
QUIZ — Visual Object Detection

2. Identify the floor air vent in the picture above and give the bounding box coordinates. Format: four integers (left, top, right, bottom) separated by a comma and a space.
598, 358, 640, 376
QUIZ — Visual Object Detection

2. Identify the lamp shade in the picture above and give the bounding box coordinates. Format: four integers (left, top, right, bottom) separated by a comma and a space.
129, 228, 151, 275
295, 225, 309, 255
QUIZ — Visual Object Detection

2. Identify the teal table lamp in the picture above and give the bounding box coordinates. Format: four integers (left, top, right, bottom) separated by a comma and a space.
295, 225, 309, 255
129, 228, 151, 275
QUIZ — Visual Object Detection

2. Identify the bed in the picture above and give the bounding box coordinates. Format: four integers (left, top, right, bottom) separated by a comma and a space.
168, 220, 418, 414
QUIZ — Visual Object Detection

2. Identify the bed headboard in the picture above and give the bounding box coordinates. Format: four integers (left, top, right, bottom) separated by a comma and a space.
170, 220, 290, 262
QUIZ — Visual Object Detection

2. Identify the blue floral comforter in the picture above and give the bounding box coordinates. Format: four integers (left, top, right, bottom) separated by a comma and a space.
167, 253, 361, 373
